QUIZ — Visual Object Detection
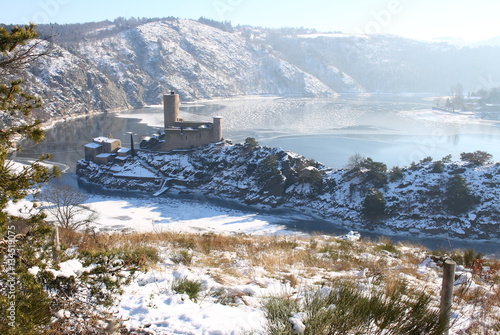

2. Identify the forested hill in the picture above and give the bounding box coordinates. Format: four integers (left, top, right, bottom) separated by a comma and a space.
10, 17, 500, 121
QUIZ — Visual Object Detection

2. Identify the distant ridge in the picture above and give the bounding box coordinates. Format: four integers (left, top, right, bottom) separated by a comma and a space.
11, 18, 500, 123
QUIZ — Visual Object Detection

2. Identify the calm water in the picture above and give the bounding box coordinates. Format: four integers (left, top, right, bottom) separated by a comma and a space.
14, 95, 500, 253
16, 94, 500, 171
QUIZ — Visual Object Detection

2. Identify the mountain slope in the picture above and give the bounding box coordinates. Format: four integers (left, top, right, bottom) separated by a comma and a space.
16, 18, 500, 122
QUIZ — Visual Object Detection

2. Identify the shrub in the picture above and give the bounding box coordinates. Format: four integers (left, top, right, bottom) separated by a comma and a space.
243, 137, 259, 151
346, 153, 365, 170
361, 158, 388, 187
0, 271, 52, 335
451, 249, 484, 268
298, 167, 324, 194
460, 151, 493, 166
389, 166, 403, 181
211, 287, 243, 306
170, 249, 193, 265
441, 154, 452, 163
27, 244, 159, 334
255, 154, 280, 182
264, 279, 446, 335
446, 175, 477, 214
124, 246, 161, 270
362, 188, 386, 218
420, 156, 433, 163
431, 161, 445, 173
78, 246, 159, 306
264, 296, 297, 335
172, 277, 204, 302
80, 245, 159, 274
375, 241, 399, 254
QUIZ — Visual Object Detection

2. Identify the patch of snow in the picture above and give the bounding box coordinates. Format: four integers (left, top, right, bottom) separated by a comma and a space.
48, 259, 85, 278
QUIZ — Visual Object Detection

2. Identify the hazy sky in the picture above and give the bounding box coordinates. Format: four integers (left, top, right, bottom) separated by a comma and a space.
1, 0, 499, 42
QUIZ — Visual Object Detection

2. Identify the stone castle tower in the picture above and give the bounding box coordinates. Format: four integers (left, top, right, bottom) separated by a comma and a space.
163, 92, 179, 128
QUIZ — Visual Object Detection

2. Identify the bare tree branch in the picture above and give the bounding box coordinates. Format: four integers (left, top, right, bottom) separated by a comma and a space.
41, 184, 99, 230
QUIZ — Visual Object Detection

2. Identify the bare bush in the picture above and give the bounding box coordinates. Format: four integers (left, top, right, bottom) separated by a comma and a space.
41, 184, 98, 230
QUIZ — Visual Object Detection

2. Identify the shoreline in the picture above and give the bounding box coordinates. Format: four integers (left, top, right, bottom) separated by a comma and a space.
75, 175, 500, 256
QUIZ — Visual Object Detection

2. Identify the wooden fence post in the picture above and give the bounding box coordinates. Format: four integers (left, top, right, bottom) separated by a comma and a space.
440, 259, 456, 334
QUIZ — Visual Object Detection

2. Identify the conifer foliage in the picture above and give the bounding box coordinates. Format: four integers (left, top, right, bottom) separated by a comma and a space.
0, 25, 152, 334
0, 24, 59, 334
0, 23, 57, 225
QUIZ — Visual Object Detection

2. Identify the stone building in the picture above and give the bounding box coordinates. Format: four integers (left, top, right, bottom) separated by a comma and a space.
84, 137, 126, 164
84, 92, 223, 163
151, 92, 223, 151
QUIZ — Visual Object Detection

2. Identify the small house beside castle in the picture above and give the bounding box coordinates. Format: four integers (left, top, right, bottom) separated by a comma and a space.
84, 136, 126, 164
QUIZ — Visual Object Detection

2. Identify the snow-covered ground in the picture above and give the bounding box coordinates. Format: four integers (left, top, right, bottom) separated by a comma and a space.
45, 222, 498, 335
9, 190, 499, 335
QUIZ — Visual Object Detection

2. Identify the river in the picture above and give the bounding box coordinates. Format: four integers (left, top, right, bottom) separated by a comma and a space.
13, 94, 500, 254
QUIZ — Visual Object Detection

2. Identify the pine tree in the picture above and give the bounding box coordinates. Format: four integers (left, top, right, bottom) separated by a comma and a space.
446, 175, 477, 214
0, 23, 57, 227
362, 188, 386, 218
0, 24, 59, 334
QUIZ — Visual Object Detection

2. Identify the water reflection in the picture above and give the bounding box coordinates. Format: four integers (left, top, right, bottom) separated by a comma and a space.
17, 113, 161, 171
12, 96, 500, 253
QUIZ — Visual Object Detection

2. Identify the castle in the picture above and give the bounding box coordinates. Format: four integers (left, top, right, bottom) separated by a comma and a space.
153, 92, 223, 151
84, 92, 223, 164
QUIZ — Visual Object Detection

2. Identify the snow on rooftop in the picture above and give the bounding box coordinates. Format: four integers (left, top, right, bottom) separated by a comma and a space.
85, 143, 101, 149
95, 153, 112, 158
94, 136, 119, 143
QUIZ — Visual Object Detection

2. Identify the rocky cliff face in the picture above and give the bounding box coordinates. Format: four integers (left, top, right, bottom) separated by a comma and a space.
77, 141, 500, 240
19, 18, 500, 124
24, 19, 336, 122
25, 43, 130, 118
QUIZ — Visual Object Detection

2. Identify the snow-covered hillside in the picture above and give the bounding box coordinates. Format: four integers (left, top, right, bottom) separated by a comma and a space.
19, 18, 500, 123
26, 42, 130, 118
77, 141, 500, 240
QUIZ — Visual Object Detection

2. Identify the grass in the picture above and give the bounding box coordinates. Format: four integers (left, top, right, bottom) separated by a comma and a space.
264, 278, 447, 335
171, 277, 204, 302
373, 236, 400, 254
56, 228, 500, 334
170, 249, 193, 265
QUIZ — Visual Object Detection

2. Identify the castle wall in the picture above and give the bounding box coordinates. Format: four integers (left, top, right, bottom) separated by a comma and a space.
155, 92, 223, 152
157, 123, 222, 151
84, 143, 102, 161
93, 137, 121, 153
213, 116, 222, 142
